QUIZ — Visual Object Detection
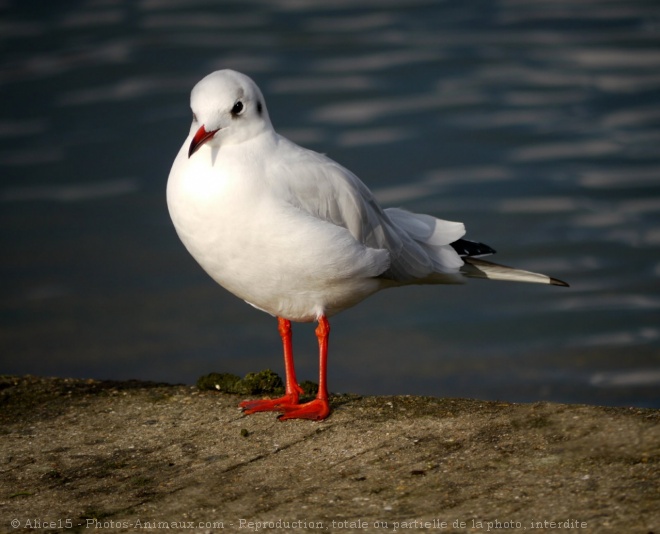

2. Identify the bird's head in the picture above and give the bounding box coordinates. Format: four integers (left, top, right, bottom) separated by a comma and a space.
187, 69, 272, 158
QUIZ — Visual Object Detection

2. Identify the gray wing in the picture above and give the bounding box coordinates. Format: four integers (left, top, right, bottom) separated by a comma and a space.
270, 138, 466, 282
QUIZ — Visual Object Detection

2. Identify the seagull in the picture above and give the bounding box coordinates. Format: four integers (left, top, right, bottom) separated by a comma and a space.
167, 69, 568, 421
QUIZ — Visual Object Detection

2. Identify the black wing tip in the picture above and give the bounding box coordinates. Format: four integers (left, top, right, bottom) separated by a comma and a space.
550, 277, 570, 287
450, 238, 496, 258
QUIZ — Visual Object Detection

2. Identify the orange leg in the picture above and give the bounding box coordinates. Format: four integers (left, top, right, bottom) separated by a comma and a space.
239, 317, 303, 414
278, 316, 331, 421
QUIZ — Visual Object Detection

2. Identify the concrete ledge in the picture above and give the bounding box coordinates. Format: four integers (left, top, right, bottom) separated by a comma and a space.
1, 375, 658, 533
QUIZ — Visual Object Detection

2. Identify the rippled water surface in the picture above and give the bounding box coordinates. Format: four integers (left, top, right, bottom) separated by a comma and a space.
2, 0, 659, 407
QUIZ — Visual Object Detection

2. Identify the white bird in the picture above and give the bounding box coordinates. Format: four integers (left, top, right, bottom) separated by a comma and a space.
167, 69, 568, 421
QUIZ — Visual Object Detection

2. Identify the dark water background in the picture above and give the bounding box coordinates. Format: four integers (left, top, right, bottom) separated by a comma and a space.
2, 0, 659, 407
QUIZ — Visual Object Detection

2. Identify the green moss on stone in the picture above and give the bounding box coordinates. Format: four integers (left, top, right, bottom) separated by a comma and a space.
196, 370, 284, 395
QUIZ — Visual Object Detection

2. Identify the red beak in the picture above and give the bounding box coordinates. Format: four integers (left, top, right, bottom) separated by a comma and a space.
188, 125, 219, 158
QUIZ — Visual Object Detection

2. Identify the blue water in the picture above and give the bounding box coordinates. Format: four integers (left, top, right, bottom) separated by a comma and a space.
1, 0, 659, 407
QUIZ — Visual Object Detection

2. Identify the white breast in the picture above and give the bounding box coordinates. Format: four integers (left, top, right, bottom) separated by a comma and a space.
166, 136, 389, 322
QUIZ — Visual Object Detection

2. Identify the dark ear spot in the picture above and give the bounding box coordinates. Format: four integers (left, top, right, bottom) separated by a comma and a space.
257, 101, 263, 116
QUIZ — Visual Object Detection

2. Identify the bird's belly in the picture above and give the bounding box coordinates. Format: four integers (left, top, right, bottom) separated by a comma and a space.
167, 184, 384, 321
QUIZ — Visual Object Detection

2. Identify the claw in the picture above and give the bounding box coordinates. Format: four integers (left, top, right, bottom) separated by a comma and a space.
239, 393, 299, 414
277, 398, 330, 421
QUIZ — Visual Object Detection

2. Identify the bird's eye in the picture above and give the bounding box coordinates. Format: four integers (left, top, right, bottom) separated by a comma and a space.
231, 101, 244, 116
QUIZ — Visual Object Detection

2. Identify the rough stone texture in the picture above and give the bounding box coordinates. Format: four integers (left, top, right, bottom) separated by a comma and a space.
1, 375, 658, 533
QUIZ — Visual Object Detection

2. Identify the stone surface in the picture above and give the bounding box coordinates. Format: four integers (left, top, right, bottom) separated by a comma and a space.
1, 375, 658, 533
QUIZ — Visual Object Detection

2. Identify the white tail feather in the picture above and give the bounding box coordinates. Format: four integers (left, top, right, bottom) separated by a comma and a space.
385, 207, 465, 246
